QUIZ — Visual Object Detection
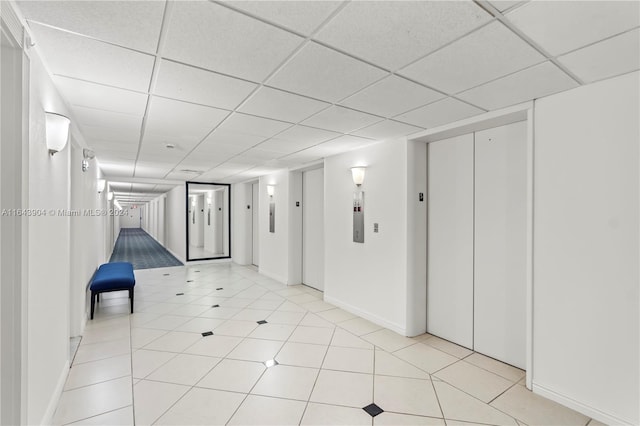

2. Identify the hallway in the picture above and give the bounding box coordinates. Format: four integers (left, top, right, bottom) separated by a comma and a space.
110, 229, 183, 270
56, 263, 594, 426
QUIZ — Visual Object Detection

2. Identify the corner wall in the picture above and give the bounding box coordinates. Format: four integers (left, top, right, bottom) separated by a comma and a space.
165, 184, 186, 262
532, 71, 639, 425
324, 140, 412, 334
258, 171, 291, 283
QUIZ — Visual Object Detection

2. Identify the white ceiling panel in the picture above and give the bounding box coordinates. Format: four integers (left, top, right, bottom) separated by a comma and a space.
267, 42, 387, 102
144, 97, 230, 144
301, 106, 382, 133
92, 141, 138, 155
163, 1, 303, 82
165, 171, 204, 181
137, 145, 187, 163
271, 125, 340, 145
488, 1, 527, 13
256, 137, 319, 155
315, 1, 491, 71
134, 162, 175, 179
28, 22, 154, 92
227, 1, 343, 36
79, 124, 140, 145
202, 130, 265, 151
98, 160, 135, 177
352, 120, 423, 141
238, 87, 329, 123
506, 0, 640, 56
313, 135, 379, 155
394, 97, 485, 129
558, 29, 640, 83
237, 148, 283, 162
18, 0, 164, 53
154, 60, 257, 110
73, 106, 142, 133
457, 61, 579, 110
94, 149, 137, 162
399, 22, 545, 95
216, 113, 292, 139
54, 76, 148, 116
340, 75, 445, 118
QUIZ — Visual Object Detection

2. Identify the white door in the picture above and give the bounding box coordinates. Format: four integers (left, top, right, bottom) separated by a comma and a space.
252, 183, 259, 266
427, 134, 474, 349
303, 168, 324, 291
474, 121, 527, 368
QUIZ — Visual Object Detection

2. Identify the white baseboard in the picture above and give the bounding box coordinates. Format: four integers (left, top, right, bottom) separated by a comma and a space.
324, 295, 406, 336
533, 382, 635, 425
40, 359, 70, 425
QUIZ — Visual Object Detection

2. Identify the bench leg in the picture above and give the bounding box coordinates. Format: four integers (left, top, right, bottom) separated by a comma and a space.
90, 292, 96, 320
129, 289, 134, 314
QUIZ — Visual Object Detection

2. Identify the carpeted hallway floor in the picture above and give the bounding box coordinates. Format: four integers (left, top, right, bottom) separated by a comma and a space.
110, 228, 183, 270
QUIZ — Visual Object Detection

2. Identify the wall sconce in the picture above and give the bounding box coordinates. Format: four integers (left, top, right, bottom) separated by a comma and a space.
267, 185, 275, 233
107, 191, 114, 201
97, 179, 106, 193
350, 167, 366, 243
82, 148, 95, 172
350, 167, 366, 187
45, 112, 70, 156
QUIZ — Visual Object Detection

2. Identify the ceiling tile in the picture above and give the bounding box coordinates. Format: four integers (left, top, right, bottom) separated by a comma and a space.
202, 130, 265, 151
267, 42, 387, 102
256, 137, 319, 155
227, 1, 343, 36
340, 75, 445, 117
73, 106, 142, 133
92, 140, 138, 155
163, 1, 303, 81
54, 76, 148, 116
313, 135, 379, 155
399, 22, 545, 94
457, 61, 579, 110
94, 148, 137, 162
137, 145, 187, 163
79, 124, 140, 146
134, 162, 175, 179
272, 125, 340, 145
352, 120, 423, 141
506, 0, 640, 56
394, 97, 485, 129
165, 171, 204, 181
98, 160, 135, 177
154, 60, 257, 110
558, 28, 640, 83
144, 97, 230, 147
17, 0, 164, 53
238, 86, 329, 123
315, 1, 491, 70
302, 105, 382, 133
488, 1, 527, 13
237, 148, 283, 161
28, 22, 154, 92
216, 113, 292, 139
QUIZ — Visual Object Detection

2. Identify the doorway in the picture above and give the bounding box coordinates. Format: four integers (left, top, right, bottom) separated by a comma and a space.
302, 168, 324, 291
251, 182, 259, 267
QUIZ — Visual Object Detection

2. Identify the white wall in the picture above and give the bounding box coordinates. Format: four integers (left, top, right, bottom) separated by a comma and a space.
69, 144, 106, 337
165, 184, 186, 262
231, 182, 253, 265
533, 72, 639, 425
120, 206, 141, 228
258, 171, 291, 283
25, 49, 73, 425
324, 140, 412, 334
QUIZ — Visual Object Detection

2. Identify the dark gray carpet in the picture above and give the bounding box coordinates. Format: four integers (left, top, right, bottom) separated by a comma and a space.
110, 228, 183, 270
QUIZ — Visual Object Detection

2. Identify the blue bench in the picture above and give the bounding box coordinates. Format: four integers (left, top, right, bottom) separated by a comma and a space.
90, 262, 136, 319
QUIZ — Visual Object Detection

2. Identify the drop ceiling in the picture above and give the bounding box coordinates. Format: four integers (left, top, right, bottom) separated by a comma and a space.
14, 0, 639, 205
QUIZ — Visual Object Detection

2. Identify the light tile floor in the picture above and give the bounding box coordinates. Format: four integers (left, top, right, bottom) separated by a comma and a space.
53, 263, 600, 425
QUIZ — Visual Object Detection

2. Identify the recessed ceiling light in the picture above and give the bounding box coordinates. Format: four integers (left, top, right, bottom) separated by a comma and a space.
165, 143, 176, 149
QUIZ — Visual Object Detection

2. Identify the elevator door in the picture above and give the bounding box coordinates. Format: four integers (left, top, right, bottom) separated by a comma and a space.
473, 121, 527, 368
302, 168, 324, 291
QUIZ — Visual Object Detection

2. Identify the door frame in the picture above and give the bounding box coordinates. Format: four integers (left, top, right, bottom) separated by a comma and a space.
410, 101, 534, 389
